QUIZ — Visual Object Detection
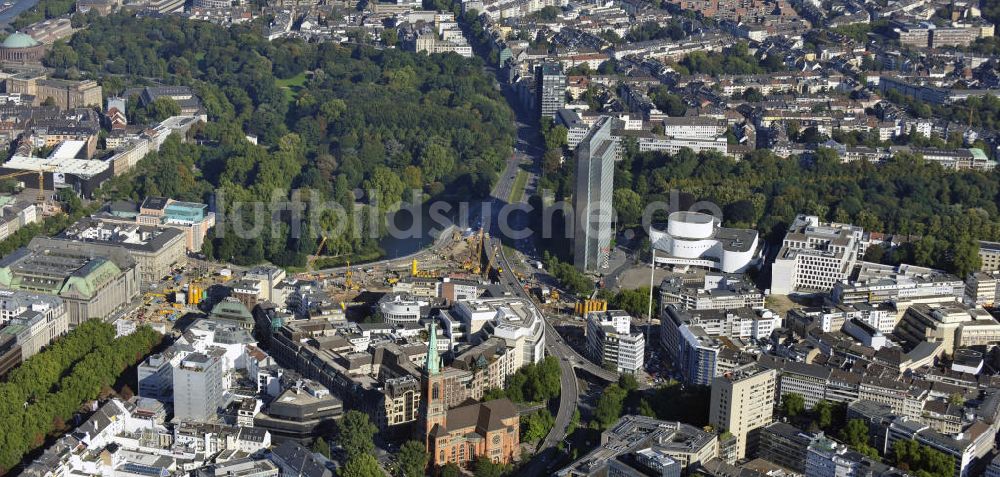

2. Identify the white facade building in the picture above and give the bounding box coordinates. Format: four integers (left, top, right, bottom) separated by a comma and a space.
452, 298, 546, 366
585, 310, 645, 374
770, 215, 864, 295
378, 295, 427, 325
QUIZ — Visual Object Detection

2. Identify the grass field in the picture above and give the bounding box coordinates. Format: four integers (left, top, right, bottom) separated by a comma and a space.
277, 72, 308, 104
509, 169, 528, 204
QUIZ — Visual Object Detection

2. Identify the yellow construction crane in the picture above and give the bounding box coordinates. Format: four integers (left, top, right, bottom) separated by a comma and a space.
462, 228, 485, 274
344, 260, 357, 290
0, 167, 53, 205
306, 235, 329, 270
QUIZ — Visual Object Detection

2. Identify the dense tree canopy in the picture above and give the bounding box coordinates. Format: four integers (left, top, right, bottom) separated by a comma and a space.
396, 440, 429, 477
484, 356, 561, 403
618, 147, 1000, 276
336, 410, 378, 460
0, 322, 162, 472
55, 13, 514, 268
892, 439, 955, 477
671, 42, 787, 76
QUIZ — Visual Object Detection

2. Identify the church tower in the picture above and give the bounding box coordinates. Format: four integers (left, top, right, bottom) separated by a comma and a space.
420, 321, 447, 452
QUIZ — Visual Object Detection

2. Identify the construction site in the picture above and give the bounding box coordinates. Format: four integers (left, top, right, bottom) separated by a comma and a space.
124, 224, 576, 330
299, 227, 564, 313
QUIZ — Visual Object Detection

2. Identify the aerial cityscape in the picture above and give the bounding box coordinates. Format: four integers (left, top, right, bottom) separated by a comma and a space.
0, 0, 999, 474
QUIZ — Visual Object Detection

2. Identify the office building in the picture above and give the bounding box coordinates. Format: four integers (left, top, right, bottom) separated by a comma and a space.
5, 72, 102, 109
573, 116, 619, 273
894, 302, 1000, 354
269, 441, 334, 477
381, 375, 421, 431
0, 292, 67, 375
875, 416, 994, 477
0, 237, 139, 327
659, 274, 765, 312
557, 416, 718, 476
586, 310, 645, 374
173, 352, 224, 422
967, 271, 999, 307
980, 241, 1000, 272
137, 196, 215, 251
661, 116, 728, 140
986, 454, 1000, 477
842, 317, 888, 350
537, 61, 566, 120
649, 211, 759, 274
806, 436, 906, 477
193, 0, 235, 8
770, 215, 864, 295
709, 363, 776, 460
138, 351, 175, 400
661, 305, 775, 386
100, 196, 216, 251
832, 263, 964, 311
755, 422, 817, 473
786, 303, 895, 335
194, 459, 279, 477
254, 380, 344, 442
450, 297, 546, 366
58, 217, 187, 284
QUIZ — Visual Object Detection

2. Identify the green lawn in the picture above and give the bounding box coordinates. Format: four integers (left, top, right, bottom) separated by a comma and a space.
277, 73, 308, 104
508, 169, 528, 204
276, 72, 308, 89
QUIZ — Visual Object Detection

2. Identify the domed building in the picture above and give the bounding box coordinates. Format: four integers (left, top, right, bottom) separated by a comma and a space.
0, 33, 45, 64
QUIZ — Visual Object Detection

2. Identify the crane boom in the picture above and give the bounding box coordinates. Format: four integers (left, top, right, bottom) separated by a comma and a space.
0, 168, 48, 205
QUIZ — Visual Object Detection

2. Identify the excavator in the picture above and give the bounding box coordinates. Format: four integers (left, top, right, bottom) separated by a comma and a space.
462, 228, 485, 274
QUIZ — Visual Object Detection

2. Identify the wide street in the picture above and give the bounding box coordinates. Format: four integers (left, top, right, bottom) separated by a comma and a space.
479, 79, 625, 473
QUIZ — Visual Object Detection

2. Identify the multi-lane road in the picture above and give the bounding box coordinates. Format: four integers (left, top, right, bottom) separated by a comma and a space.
483, 128, 619, 473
